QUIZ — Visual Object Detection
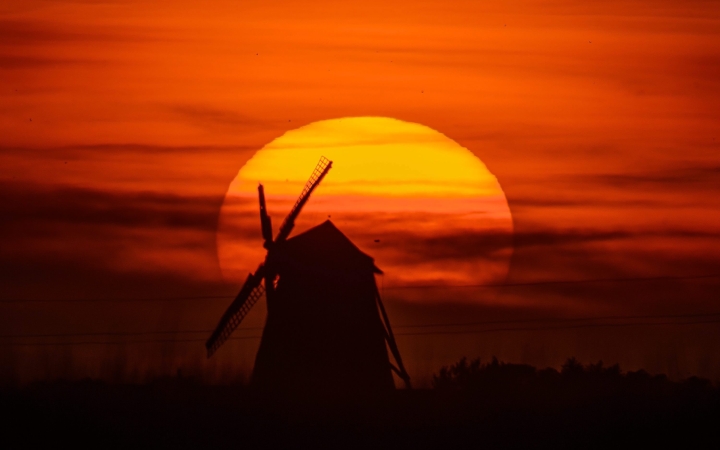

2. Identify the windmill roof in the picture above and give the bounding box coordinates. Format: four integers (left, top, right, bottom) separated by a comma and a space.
277, 220, 382, 274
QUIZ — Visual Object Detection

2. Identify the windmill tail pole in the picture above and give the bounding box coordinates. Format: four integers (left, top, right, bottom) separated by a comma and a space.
375, 284, 412, 389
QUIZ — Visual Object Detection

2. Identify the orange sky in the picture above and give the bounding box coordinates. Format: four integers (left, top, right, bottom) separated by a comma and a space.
1, 0, 719, 386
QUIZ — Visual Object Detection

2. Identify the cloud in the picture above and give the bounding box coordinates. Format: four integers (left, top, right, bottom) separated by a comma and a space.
0, 143, 258, 202
0, 181, 236, 287
364, 229, 512, 264
0, 181, 222, 232
539, 164, 720, 191
168, 104, 274, 131
0, 19, 159, 46
49, 143, 258, 155
505, 163, 720, 213
508, 197, 664, 208
0, 54, 98, 69
360, 226, 720, 263
497, 225, 720, 317
512, 229, 720, 248
589, 166, 720, 190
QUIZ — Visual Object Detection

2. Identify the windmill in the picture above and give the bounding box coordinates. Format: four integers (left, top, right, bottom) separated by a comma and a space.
206, 157, 411, 395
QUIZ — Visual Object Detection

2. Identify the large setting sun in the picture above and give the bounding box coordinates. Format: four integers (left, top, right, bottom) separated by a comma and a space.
217, 117, 514, 296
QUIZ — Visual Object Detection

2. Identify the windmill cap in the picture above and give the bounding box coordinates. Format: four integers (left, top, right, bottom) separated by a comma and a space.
276, 220, 383, 275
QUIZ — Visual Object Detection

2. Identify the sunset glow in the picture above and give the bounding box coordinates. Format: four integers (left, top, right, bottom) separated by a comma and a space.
218, 117, 513, 291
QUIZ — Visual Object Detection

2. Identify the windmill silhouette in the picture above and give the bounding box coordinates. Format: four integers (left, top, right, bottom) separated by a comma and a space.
206, 157, 411, 396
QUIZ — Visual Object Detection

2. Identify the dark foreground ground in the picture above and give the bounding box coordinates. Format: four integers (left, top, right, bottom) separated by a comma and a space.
2, 359, 719, 449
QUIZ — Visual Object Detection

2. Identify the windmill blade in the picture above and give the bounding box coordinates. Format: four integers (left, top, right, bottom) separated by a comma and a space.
258, 184, 273, 248
206, 265, 266, 357
275, 156, 332, 243
374, 285, 412, 389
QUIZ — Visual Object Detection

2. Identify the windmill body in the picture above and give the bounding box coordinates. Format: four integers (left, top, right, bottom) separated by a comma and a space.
206, 157, 410, 396
252, 220, 394, 395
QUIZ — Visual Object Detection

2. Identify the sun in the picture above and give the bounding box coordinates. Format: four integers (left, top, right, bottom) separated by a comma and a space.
217, 117, 513, 302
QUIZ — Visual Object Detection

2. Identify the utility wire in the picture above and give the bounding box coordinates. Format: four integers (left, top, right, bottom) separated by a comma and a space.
395, 318, 720, 337
3, 336, 262, 347
1, 274, 718, 304
382, 274, 720, 290
0, 295, 234, 304
3, 317, 720, 346
6, 317, 720, 347
395, 311, 720, 329
3, 311, 720, 340
0, 330, 220, 339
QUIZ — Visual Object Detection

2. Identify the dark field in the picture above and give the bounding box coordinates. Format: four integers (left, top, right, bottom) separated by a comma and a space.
3, 358, 719, 450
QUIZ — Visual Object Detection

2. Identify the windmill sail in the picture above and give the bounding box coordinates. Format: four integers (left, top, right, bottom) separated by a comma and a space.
275, 156, 332, 243
206, 265, 266, 357
206, 157, 333, 357
258, 184, 273, 247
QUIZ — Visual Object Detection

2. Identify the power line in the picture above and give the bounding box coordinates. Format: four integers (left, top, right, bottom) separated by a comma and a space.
3, 336, 262, 347
382, 274, 720, 290
0, 330, 220, 339
1, 273, 718, 304
6, 317, 720, 347
396, 311, 720, 329
395, 319, 720, 337
0, 295, 235, 304
2, 317, 719, 346
3, 311, 720, 340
